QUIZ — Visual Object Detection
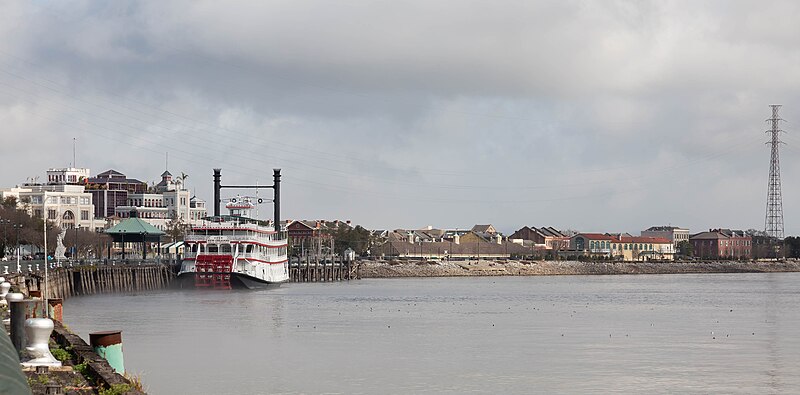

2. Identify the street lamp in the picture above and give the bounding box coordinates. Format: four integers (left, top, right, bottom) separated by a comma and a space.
73, 226, 79, 261
13, 223, 23, 273
0, 219, 8, 259
121, 230, 126, 261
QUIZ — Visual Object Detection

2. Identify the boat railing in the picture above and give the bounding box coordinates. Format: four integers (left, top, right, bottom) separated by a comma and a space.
185, 233, 287, 244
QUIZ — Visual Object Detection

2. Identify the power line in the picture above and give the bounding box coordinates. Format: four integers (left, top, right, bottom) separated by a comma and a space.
0, 70, 763, 193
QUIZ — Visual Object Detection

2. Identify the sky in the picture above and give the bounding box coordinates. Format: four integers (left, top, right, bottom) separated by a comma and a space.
0, 1, 799, 235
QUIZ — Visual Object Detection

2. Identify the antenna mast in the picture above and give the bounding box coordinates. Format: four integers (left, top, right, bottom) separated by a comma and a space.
764, 105, 785, 239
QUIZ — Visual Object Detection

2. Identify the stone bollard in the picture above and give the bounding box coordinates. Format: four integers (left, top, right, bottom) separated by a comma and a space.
0, 276, 4, 283
48, 298, 63, 322
0, 281, 9, 307
90, 330, 125, 374
21, 317, 62, 367
27, 264, 32, 272
2, 265, 7, 274
3, 292, 24, 325
35, 264, 40, 271
9, 298, 34, 355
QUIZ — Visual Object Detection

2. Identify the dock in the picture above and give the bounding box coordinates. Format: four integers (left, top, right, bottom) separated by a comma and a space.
289, 255, 357, 282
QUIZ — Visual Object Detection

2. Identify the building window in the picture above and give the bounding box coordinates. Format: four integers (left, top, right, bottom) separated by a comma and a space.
81, 210, 89, 221
48, 209, 57, 220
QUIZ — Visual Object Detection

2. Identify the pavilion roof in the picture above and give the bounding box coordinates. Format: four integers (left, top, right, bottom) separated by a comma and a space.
105, 218, 165, 236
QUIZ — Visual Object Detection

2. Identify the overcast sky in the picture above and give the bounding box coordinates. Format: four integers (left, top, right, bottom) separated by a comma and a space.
1, 1, 799, 235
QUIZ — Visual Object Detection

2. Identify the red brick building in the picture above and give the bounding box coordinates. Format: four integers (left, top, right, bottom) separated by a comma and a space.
689, 229, 752, 259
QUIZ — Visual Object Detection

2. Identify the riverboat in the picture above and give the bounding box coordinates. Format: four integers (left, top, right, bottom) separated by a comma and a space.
177, 196, 289, 289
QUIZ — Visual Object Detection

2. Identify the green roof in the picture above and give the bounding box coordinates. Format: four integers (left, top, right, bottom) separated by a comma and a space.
105, 218, 166, 235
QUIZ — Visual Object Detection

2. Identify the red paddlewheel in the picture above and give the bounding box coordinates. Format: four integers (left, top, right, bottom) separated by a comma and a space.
195, 255, 233, 290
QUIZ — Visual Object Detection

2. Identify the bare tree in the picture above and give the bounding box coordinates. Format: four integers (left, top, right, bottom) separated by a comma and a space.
165, 216, 189, 243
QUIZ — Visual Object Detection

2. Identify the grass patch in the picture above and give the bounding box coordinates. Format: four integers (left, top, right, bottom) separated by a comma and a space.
124, 372, 145, 392
73, 362, 89, 376
98, 383, 132, 395
51, 346, 71, 362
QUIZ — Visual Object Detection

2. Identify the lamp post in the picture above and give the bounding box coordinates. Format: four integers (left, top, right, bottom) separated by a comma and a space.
121, 230, 126, 261
0, 219, 8, 259
13, 223, 23, 273
73, 226, 79, 261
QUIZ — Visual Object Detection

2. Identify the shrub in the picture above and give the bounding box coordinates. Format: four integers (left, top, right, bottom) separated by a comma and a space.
51, 347, 71, 362
99, 383, 132, 395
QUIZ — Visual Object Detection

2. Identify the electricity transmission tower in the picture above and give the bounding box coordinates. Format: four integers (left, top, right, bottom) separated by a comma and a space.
764, 105, 785, 239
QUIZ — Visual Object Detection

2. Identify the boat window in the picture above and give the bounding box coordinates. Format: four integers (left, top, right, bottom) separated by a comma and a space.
192, 244, 198, 252
221, 244, 232, 253
208, 244, 219, 253
246, 245, 254, 253
199, 244, 205, 253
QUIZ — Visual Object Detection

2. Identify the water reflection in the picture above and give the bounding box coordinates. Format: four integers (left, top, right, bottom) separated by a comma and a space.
64, 273, 800, 394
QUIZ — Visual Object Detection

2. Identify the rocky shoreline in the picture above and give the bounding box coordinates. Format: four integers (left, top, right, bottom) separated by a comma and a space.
356, 259, 800, 278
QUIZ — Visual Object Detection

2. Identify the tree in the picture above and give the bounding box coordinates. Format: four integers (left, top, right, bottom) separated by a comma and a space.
784, 236, 800, 259
177, 172, 189, 190
65, 228, 109, 259
746, 229, 768, 237
165, 217, 189, 243
1, 196, 17, 210
326, 224, 372, 256
677, 240, 693, 257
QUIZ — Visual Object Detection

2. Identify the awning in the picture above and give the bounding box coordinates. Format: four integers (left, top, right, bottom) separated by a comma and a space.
161, 241, 184, 254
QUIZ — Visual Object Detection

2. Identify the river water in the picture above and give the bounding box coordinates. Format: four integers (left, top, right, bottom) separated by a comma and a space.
63, 273, 800, 394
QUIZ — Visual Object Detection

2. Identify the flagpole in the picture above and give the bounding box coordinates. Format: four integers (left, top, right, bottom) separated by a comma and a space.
43, 191, 49, 318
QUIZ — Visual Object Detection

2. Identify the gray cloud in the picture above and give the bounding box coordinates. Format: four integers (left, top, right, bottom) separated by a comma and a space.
0, 0, 798, 235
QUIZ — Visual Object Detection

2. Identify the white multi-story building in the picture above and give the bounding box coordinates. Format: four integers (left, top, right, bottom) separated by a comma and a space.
0, 184, 103, 231
641, 226, 690, 247
46, 167, 90, 185
2, 167, 209, 232
114, 171, 207, 230
189, 196, 207, 224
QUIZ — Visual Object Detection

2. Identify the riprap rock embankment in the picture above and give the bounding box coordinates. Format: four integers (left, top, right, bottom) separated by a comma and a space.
356, 260, 800, 278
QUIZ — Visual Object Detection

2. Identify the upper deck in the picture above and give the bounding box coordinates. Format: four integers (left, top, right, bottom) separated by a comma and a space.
185, 216, 287, 245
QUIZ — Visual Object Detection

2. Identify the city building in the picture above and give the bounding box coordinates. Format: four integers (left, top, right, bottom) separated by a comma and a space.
641, 226, 690, 247
114, 171, 205, 230
471, 224, 498, 235
690, 229, 752, 259
509, 226, 570, 250
568, 233, 675, 261
46, 167, 90, 185
0, 184, 102, 231
0, 167, 104, 230
85, 169, 147, 219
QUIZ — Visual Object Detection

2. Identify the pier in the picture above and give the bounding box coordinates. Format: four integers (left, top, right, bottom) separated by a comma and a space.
289, 256, 356, 282
9, 262, 174, 299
